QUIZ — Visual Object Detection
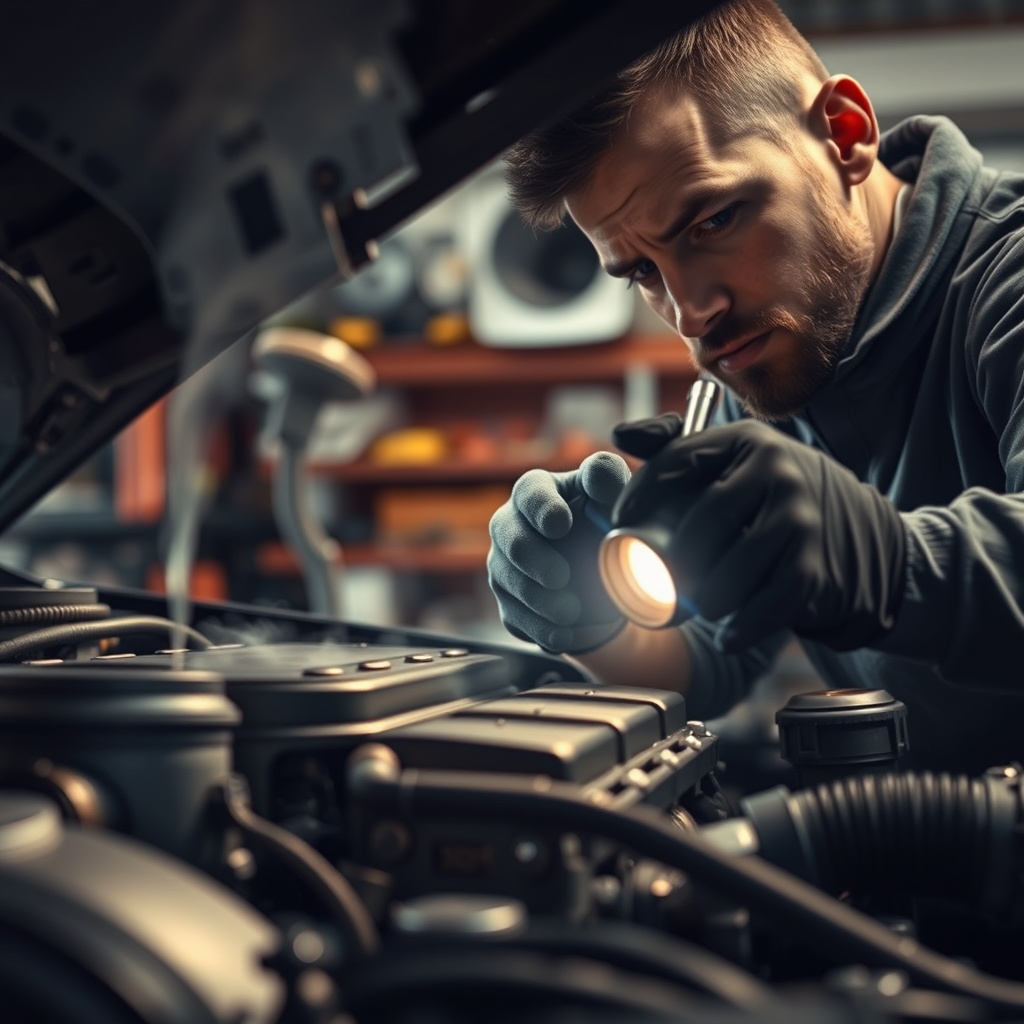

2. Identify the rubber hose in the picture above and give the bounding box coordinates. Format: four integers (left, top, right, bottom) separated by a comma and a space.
782, 772, 995, 901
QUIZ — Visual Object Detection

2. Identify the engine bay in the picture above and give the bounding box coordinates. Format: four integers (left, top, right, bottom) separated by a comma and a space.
1, 583, 1023, 1024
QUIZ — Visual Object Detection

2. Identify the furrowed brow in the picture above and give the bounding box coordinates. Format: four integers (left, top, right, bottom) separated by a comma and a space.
601, 180, 747, 279
654, 183, 740, 243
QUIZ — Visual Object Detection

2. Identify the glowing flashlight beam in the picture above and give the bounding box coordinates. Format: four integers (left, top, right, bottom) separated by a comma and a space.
598, 377, 720, 628
622, 537, 676, 605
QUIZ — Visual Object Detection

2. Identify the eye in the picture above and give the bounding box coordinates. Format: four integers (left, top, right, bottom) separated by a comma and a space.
624, 259, 657, 290
693, 203, 739, 240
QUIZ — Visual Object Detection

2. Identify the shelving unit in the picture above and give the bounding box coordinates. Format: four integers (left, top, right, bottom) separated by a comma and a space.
258, 332, 698, 579
304, 332, 696, 480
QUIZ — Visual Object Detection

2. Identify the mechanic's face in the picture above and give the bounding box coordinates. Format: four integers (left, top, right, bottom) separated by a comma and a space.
566, 90, 874, 421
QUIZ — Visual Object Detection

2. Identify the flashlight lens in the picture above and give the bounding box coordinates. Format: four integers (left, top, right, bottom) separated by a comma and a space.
623, 538, 676, 605
600, 533, 679, 628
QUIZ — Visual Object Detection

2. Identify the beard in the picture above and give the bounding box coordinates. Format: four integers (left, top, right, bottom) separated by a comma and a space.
695, 173, 875, 422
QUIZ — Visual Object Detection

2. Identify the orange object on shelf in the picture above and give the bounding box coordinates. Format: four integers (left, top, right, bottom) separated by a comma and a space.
455, 432, 502, 464
425, 312, 472, 347
329, 316, 382, 349
369, 427, 449, 466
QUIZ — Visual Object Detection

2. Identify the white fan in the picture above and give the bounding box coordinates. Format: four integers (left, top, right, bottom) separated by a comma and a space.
461, 173, 634, 348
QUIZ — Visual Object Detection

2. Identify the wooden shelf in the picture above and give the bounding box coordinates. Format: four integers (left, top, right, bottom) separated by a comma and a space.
360, 333, 695, 386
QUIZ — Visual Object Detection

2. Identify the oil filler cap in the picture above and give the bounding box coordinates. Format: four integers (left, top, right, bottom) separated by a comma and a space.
775, 688, 909, 787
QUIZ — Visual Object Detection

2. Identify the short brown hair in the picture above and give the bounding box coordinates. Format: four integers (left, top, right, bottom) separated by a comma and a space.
505, 0, 829, 228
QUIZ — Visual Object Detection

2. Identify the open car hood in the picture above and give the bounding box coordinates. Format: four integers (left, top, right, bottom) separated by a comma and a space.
0, 0, 718, 532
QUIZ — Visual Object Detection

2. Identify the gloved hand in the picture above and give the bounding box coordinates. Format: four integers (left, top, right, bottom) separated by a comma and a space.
610, 417, 907, 652
487, 451, 631, 654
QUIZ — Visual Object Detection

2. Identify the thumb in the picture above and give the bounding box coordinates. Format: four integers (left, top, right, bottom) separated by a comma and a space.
612, 412, 684, 459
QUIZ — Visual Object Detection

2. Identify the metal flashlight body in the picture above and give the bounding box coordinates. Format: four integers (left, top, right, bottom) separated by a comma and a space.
598, 378, 721, 629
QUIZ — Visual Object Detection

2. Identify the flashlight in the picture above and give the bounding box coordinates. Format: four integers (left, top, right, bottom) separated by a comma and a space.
598, 378, 720, 629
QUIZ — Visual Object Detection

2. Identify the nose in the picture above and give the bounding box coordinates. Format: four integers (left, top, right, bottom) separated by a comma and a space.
662, 265, 728, 340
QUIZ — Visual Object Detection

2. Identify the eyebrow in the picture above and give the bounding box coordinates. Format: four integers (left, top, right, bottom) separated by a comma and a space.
601, 180, 747, 279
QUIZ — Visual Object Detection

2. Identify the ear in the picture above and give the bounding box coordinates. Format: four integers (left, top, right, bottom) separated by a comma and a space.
808, 75, 879, 186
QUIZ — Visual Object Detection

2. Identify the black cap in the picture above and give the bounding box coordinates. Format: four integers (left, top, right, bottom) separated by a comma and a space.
775, 688, 909, 785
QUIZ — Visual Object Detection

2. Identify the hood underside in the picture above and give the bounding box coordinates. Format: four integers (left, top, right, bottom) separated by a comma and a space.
0, 0, 719, 531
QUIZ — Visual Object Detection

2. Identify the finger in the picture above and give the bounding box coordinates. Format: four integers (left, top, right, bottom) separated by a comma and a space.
489, 579, 581, 653
488, 512, 573, 589
576, 451, 632, 505
612, 413, 684, 459
508, 469, 575, 539
487, 547, 583, 625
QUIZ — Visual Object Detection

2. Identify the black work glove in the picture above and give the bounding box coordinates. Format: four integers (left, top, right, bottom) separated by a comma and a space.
610, 417, 907, 652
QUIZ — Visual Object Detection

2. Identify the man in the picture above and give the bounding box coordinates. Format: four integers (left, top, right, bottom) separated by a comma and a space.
486, 0, 1024, 774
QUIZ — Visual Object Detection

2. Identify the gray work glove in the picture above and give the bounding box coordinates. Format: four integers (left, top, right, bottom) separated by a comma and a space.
611, 417, 907, 652
487, 452, 630, 654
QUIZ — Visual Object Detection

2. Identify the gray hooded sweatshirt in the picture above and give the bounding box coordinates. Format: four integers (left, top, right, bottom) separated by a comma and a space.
683, 115, 1024, 773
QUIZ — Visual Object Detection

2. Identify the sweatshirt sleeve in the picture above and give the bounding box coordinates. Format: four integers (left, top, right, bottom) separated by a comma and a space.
874, 234, 1024, 681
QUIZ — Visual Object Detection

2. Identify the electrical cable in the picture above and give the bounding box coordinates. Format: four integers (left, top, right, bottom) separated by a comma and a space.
0, 603, 111, 627
0, 616, 215, 661
214, 775, 380, 959
346, 745, 1024, 1016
